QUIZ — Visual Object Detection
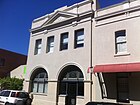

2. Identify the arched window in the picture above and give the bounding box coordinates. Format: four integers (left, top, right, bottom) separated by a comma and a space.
31, 68, 48, 93
59, 66, 84, 96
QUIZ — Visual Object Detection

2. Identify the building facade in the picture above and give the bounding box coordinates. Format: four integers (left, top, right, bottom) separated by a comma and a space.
0, 49, 27, 78
94, 0, 140, 105
24, 0, 140, 105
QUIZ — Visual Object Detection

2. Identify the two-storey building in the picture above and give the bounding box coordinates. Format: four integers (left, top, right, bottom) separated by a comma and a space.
24, 0, 98, 105
94, 0, 140, 105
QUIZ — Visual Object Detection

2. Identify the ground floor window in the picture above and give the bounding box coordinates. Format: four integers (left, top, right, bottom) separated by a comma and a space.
31, 68, 48, 93
59, 66, 84, 96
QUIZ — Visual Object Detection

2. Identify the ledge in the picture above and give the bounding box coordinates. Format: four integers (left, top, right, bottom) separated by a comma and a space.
31, 92, 48, 96
114, 52, 130, 57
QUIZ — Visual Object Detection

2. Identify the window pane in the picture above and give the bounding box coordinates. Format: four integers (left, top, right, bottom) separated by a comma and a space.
59, 82, 67, 94
69, 71, 77, 78
38, 83, 44, 93
78, 83, 84, 96
33, 82, 38, 93
117, 36, 126, 43
117, 43, 127, 53
44, 83, 48, 93
3, 91, 10, 97
11, 92, 16, 97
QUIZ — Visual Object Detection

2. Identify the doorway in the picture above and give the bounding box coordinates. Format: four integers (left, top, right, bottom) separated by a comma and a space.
66, 83, 77, 105
117, 73, 129, 103
58, 65, 84, 105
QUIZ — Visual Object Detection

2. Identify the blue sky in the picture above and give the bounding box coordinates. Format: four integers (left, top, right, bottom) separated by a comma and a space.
0, 0, 125, 55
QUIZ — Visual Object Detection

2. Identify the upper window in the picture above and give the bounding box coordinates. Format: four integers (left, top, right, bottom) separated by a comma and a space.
115, 30, 127, 54
0, 58, 5, 66
34, 39, 42, 55
47, 36, 54, 53
60, 33, 68, 51
74, 29, 84, 48
31, 68, 48, 93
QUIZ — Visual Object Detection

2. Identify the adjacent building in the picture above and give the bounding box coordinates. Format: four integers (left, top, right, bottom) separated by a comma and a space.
0, 49, 27, 78
23, 0, 140, 105
94, 0, 140, 105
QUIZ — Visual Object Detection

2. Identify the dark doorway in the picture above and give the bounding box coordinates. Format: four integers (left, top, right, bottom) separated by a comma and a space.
117, 73, 129, 103
66, 83, 77, 105
58, 65, 84, 105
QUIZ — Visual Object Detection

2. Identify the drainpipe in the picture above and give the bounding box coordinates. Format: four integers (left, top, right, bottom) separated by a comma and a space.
90, 0, 94, 102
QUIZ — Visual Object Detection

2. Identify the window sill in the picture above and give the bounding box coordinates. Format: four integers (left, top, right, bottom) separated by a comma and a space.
59, 94, 67, 97
31, 92, 47, 96
76, 96, 84, 99
114, 52, 130, 57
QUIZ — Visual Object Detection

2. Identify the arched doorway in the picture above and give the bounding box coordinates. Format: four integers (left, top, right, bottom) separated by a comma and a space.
58, 65, 84, 105
30, 68, 48, 93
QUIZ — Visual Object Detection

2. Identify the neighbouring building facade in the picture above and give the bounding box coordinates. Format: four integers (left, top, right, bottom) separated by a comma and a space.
94, 0, 140, 105
23, 0, 140, 105
0, 48, 27, 78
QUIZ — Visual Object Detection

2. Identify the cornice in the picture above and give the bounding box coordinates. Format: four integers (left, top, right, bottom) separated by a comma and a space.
95, 4, 140, 21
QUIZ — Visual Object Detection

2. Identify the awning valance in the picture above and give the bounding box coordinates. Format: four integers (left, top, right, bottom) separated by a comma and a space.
94, 62, 140, 73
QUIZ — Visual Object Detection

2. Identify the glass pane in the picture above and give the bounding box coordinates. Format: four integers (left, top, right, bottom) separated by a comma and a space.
77, 35, 84, 40
38, 43, 42, 48
39, 73, 45, 78
33, 82, 38, 93
38, 83, 44, 93
37, 48, 41, 54
117, 43, 127, 52
59, 82, 67, 94
63, 38, 68, 43
79, 72, 84, 79
49, 47, 54, 53
44, 83, 48, 93
3, 91, 10, 97
69, 71, 77, 78
77, 40, 84, 44
78, 83, 84, 96
117, 36, 126, 43
11, 92, 16, 97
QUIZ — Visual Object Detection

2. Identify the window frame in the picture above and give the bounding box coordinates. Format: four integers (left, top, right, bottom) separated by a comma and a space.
46, 36, 54, 53
60, 32, 69, 51
74, 29, 84, 48
115, 30, 127, 54
31, 69, 48, 94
